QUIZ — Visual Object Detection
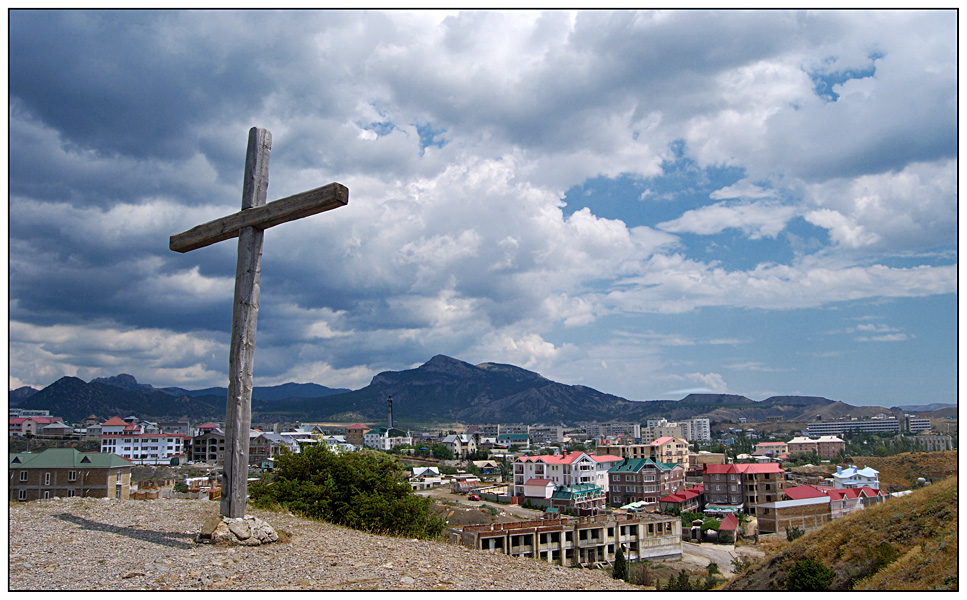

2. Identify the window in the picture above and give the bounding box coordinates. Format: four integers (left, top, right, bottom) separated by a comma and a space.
44, 472, 51, 485
116, 471, 122, 483
19, 471, 27, 482
18, 490, 26, 500
68, 470, 77, 482
43, 491, 50, 499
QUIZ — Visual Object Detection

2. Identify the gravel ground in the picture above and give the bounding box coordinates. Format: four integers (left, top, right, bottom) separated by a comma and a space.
8, 496, 639, 591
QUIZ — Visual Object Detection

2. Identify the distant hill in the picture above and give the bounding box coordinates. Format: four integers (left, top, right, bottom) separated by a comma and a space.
725, 475, 958, 590
246, 355, 872, 425
92, 374, 349, 401
12, 356, 891, 426
9, 386, 38, 406
890, 403, 957, 413
15, 377, 223, 423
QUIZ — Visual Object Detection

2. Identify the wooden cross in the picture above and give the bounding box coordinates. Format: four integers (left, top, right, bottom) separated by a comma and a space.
170, 126, 348, 518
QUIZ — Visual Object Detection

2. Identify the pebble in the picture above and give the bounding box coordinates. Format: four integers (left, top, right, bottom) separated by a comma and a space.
9, 496, 638, 590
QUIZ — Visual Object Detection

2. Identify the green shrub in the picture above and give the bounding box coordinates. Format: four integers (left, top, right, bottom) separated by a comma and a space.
786, 526, 805, 541
787, 558, 835, 591
612, 546, 628, 581
249, 445, 446, 539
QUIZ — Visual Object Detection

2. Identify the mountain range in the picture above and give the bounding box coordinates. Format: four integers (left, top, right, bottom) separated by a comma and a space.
10, 354, 952, 425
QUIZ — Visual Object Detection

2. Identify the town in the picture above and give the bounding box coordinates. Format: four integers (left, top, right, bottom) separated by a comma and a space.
9, 400, 956, 589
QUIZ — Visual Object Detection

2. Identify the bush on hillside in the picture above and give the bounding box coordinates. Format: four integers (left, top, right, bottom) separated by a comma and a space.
786, 558, 835, 591
249, 445, 446, 539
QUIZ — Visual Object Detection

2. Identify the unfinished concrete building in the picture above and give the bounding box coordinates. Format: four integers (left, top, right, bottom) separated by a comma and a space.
449, 512, 681, 567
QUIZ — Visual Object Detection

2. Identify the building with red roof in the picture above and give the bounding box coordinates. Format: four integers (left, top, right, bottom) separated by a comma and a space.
658, 484, 704, 513
345, 423, 369, 448
512, 451, 622, 498
703, 462, 785, 516
9, 416, 65, 437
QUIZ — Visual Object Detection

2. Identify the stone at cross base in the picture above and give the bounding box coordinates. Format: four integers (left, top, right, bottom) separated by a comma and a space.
197, 514, 280, 546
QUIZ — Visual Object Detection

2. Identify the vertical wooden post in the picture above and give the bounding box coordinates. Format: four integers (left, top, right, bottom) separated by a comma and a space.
221, 127, 271, 518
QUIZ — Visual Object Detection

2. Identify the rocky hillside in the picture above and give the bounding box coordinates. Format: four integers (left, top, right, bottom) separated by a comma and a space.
13, 355, 899, 425
724, 476, 958, 591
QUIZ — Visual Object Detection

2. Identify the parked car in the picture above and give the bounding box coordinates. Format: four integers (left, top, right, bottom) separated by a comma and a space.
467, 494, 481, 501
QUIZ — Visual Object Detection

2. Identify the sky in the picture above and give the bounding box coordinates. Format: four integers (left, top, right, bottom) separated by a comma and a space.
7, 9, 959, 408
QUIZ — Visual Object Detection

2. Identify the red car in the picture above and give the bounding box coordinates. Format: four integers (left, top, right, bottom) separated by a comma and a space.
467, 494, 481, 501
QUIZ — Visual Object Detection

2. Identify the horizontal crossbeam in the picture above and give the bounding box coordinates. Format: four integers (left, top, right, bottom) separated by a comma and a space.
170, 182, 349, 253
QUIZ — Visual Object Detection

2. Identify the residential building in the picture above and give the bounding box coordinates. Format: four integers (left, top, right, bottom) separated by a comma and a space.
607, 458, 685, 507
9, 448, 132, 501
703, 463, 785, 516
512, 451, 622, 498
100, 416, 129, 435
833, 464, 880, 490
529, 425, 566, 444
757, 483, 889, 533
786, 435, 846, 460
191, 427, 227, 464
496, 433, 530, 449
10, 408, 51, 419
441, 434, 477, 458
9, 416, 65, 437
321, 435, 356, 454
648, 437, 690, 471
100, 432, 190, 465
658, 485, 704, 513
752, 441, 789, 459
643, 418, 710, 442
912, 431, 953, 452
449, 512, 682, 565
806, 418, 900, 436
478, 423, 530, 438
598, 436, 690, 471
756, 495, 831, 534
903, 415, 932, 433
582, 422, 641, 439
344, 423, 369, 448
158, 419, 192, 436
363, 426, 412, 451
640, 423, 686, 444
250, 432, 300, 464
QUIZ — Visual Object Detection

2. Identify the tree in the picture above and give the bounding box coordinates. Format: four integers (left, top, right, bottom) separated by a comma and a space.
786, 526, 805, 541
249, 445, 446, 539
430, 443, 454, 460
612, 546, 628, 581
786, 558, 835, 591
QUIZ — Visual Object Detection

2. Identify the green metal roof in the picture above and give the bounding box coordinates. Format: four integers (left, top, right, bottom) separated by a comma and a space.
607, 457, 677, 473
9, 448, 133, 469
551, 483, 603, 500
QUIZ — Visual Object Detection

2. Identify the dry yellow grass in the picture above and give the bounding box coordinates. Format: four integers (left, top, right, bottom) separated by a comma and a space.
725, 475, 957, 590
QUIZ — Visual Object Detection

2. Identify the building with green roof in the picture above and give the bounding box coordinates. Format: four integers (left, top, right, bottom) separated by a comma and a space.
607, 457, 685, 507
9, 448, 132, 501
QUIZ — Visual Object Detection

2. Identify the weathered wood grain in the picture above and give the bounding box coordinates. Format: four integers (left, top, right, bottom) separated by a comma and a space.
221, 127, 270, 519
169, 182, 349, 253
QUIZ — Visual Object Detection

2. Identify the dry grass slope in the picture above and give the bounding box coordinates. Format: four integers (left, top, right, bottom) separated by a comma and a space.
725, 476, 957, 591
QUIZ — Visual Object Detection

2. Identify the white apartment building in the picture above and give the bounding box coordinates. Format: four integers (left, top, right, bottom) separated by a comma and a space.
100, 433, 189, 465
512, 451, 622, 497
363, 427, 412, 451
642, 418, 710, 442
833, 465, 880, 490
583, 422, 641, 439
807, 418, 900, 436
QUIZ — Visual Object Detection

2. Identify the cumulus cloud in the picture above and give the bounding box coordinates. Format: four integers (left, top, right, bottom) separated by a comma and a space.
657, 201, 798, 239
7, 10, 955, 404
